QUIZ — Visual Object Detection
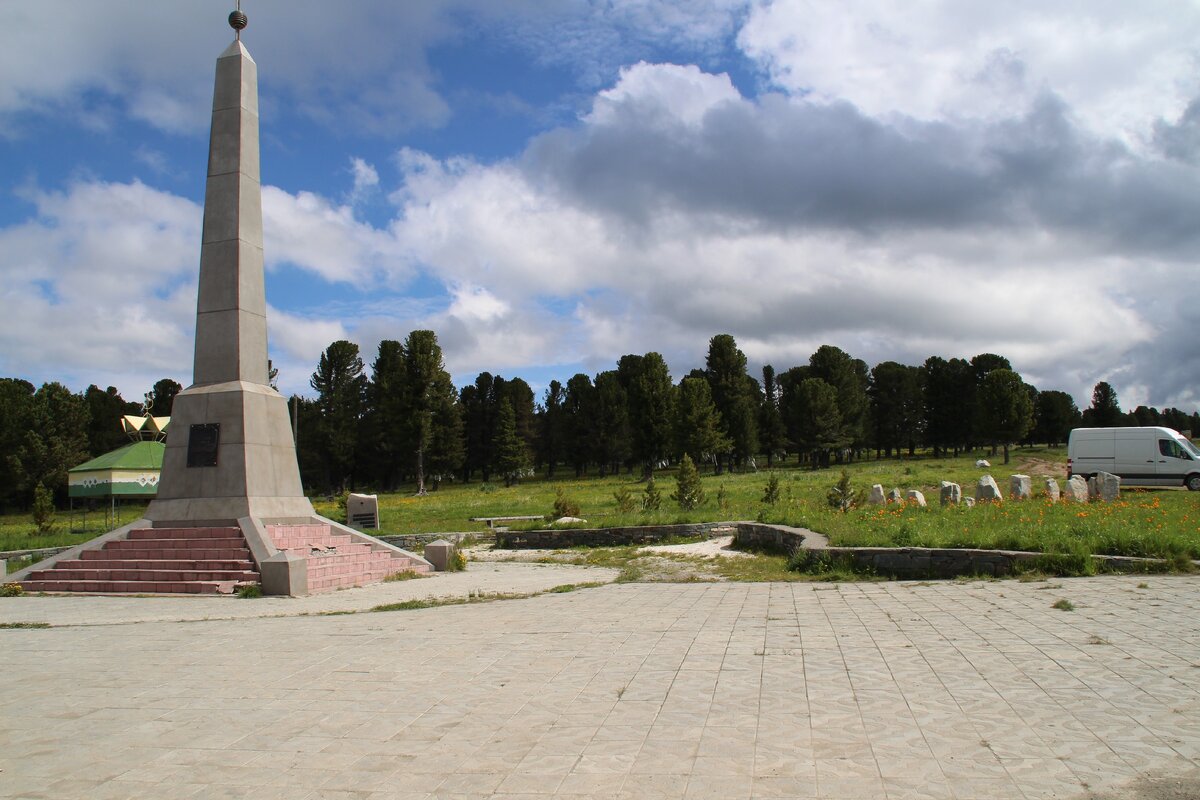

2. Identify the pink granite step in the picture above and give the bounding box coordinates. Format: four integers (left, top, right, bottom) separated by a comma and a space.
18, 579, 243, 595
19, 526, 261, 595
266, 523, 429, 593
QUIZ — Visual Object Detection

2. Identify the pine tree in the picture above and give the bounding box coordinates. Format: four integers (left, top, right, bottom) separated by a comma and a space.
641, 477, 662, 511
791, 378, 843, 469
1085, 381, 1123, 427
704, 334, 757, 471
539, 380, 567, 477
671, 453, 706, 510
808, 345, 868, 458
621, 352, 676, 477
758, 365, 787, 466
491, 400, 530, 487
978, 369, 1034, 464
309, 340, 366, 491
31, 482, 55, 533
402, 331, 462, 494
674, 377, 730, 472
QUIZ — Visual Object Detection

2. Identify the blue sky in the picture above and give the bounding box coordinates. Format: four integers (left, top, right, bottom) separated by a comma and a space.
2, 1, 1200, 413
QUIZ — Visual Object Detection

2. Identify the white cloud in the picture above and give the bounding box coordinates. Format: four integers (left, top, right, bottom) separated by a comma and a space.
587, 62, 740, 128
379, 61, 1197, 407
737, 0, 1200, 147
262, 186, 410, 285
0, 180, 200, 395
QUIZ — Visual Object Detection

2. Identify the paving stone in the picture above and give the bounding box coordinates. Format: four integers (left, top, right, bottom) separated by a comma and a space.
1, 575, 1199, 800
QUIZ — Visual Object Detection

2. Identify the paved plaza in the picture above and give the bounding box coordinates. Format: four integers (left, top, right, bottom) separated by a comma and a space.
2, 569, 1199, 799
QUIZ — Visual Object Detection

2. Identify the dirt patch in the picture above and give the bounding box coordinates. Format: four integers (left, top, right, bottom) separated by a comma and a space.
641, 535, 752, 559
1085, 769, 1200, 800
1013, 455, 1067, 478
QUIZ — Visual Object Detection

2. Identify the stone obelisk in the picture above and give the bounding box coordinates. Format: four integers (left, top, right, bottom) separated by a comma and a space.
147, 8, 315, 525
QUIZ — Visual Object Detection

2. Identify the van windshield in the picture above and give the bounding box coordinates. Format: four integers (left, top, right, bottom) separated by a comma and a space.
1179, 438, 1200, 459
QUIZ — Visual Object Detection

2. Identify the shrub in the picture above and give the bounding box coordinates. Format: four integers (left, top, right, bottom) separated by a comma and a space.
671, 454, 706, 511
1, 583, 25, 597
613, 487, 638, 513
553, 487, 581, 518
31, 483, 55, 534
717, 484, 730, 511
826, 470, 857, 512
641, 478, 662, 511
236, 584, 263, 599
762, 474, 781, 505
449, 549, 467, 571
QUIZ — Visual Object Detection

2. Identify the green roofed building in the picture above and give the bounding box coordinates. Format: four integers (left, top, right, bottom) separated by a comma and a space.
69, 441, 166, 499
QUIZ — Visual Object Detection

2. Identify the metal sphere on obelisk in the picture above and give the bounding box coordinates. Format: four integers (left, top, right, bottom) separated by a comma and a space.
229, 10, 248, 34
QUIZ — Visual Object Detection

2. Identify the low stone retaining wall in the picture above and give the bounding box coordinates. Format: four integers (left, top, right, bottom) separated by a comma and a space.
793, 546, 1179, 578
378, 532, 489, 550
733, 522, 807, 553
495, 522, 730, 549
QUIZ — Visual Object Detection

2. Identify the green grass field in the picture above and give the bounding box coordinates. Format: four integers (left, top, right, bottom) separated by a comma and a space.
5, 447, 1198, 576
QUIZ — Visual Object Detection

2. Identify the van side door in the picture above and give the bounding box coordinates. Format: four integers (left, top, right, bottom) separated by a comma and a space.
1156, 438, 1195, 484
1115, 435, 1158, 484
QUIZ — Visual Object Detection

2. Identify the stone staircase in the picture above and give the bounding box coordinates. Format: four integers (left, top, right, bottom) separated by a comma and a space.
19, 527, 259, 595
266, 523, 430, 593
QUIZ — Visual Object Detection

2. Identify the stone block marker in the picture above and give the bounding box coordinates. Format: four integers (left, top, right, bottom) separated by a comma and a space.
940, 481, 961, 506
346, 493, 379, 529
1010, 474, 1032, 500
1044, 477, 1061, 502
976, 475, 1003, 503
424, 539, 456, 572
1064, 475, 1090, 502
868, 484, 886, 505
1095, 471, 1121, 501
886, 488, 903, 504
906, 489, 927, 507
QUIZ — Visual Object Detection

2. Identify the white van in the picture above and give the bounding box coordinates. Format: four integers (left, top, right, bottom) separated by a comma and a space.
1067, 426, 1200, 491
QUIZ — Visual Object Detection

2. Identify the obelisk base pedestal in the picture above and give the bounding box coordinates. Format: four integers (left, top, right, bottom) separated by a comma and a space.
146, 381, 315, 527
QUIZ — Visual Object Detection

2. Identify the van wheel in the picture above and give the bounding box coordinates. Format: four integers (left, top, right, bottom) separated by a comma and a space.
1187, 474, 1200, 492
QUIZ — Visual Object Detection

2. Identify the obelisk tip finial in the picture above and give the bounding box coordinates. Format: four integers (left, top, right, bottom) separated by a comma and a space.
229, 1, 247, 40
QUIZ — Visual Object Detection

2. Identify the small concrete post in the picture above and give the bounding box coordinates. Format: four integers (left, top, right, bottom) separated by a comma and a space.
260, 551, 308, 596
424, 539, 455, 572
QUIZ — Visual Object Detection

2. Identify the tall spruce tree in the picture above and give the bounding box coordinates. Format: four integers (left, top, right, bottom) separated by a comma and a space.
539, 380, 567, 477
309, 340, 366, 491
1032, 390, 1080, 446
867, 362, 924, 457
1084, 381, 1123, 427
593, 370, 632, 476
977, 368, 1034, 463
622, 353, 675, 477
674, 376, 730, 472
808, 345, 868, 458
564, 373, 596, 477
791, 377, 844, 469
491, 400, 530, 486
758, 365, 787, 467
704, 334, 757, 472
402, 330, 460, 495
365, 340, 406, 489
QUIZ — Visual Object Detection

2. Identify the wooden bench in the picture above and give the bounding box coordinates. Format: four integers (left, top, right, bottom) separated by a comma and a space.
469, 515, 545, 529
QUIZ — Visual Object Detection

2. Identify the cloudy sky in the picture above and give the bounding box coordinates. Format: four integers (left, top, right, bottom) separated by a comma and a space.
2, 1, 1199, 412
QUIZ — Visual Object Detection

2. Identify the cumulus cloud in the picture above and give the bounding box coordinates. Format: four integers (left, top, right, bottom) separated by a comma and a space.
383, 60, 1199, 406
261, 186, 410, 285
6, 2, 1200, 412
738, 0, 1200, 146
0, 180, 200, 394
